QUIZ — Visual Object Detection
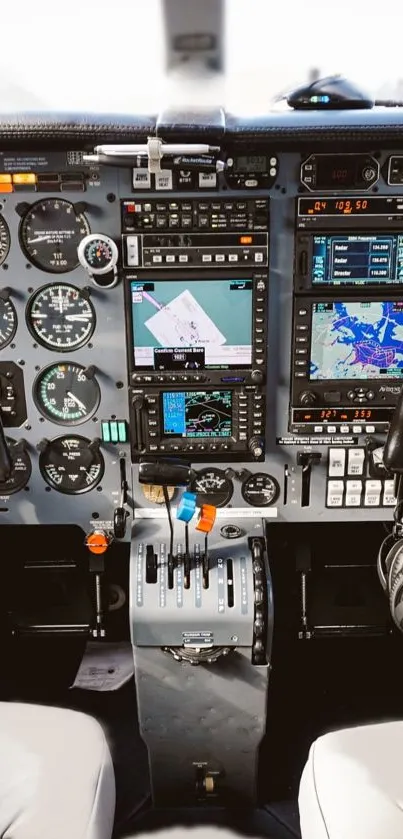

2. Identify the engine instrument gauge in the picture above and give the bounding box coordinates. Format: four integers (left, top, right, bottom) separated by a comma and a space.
34, 363, 100, 425
189, 467, 233, 507
0, 294, 17, 349
0, 216, 10, 266
241, 472, 280, 507
26, 283, 95, 350
19, 199, 90, 272
0, 439, 31, 495
78, 234, 118, 275
39, 435, 104, 494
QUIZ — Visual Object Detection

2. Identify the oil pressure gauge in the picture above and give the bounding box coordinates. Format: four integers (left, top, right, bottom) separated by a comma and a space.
38, 435, 104, 494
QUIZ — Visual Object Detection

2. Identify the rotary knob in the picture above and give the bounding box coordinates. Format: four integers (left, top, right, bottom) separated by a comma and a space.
251, 369, 264, 384
299, 390, 317, 406
249, 437, 264, 458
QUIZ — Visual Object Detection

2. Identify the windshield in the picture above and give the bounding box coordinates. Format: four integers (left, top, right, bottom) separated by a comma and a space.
2, 0, 402, 113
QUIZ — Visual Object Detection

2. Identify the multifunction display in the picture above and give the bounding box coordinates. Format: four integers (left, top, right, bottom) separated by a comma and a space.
311, 234, 403, 285
162, 391, 232, 438
130, 278, 253, 370
310, 301, 403, 380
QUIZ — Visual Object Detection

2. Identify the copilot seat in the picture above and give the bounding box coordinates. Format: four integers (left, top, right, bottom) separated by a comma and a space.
299, 721, 403, 839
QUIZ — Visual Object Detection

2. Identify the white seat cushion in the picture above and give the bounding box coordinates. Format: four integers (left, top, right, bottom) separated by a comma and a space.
0, 701, 115, 839
299, 721, 403, 839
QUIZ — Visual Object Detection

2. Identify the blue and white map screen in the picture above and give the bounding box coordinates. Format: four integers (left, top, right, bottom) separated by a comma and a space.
310, 301, 403, 380
312, 234, 403, 285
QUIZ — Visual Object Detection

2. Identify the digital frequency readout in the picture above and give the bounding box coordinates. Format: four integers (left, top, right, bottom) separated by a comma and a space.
299, 197, 403, 216
162, 391, 232, 438
312, 234, 403, 285
310, 300, 403, 380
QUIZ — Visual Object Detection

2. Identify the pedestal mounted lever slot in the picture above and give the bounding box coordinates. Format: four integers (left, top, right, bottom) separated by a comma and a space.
146, 544, 157, 584
297, 451, 321, 507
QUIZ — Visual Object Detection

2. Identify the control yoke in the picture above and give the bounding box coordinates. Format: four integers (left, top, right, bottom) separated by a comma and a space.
383, 386, 403, 475
383, 386, 403, 506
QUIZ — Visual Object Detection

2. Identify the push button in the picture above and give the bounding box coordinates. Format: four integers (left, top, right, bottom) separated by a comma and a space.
383, 479, 397, 506
347, 448, 365, 475
328, 448, 346, 477
345, 480, 362, 507
327, 480, 344, 507
364, 480, 382, 506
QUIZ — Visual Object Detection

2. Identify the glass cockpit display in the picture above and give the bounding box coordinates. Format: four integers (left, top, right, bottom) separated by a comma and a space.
130, 278, 253, 369
310, 300, 403, 380
162, 391, 232, 437
312, 234, 403, 285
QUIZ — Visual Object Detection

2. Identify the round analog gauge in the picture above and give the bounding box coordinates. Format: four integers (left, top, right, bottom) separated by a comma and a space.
34, 363, 100, 425
0, 439, 31, 495
0, 216, 10, 266
78, 234, 118, 275
39, 435, 104, 494
189, 467, 233, 508
0, 295, 17, 348
26, 283, 95, 350
20, 199, 90, 272
241, 472, 280, 507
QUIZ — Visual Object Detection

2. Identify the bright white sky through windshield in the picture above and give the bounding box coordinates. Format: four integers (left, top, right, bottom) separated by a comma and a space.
0, 0, 401, 112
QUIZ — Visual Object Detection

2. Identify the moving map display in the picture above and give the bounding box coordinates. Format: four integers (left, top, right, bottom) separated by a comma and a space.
310, 300, 403, 380
162, 391, 232, 438
312, 234, 403, 285
130, 278, 252, 369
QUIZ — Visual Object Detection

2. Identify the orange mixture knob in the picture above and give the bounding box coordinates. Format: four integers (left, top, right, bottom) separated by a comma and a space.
195, 504, 216, 533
